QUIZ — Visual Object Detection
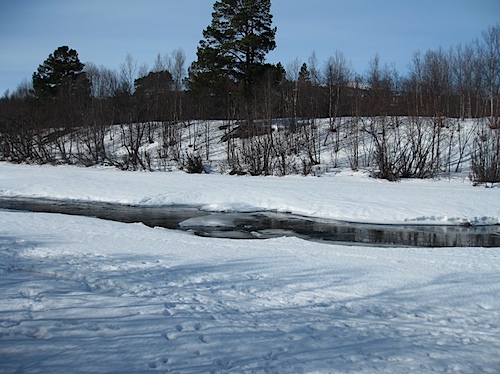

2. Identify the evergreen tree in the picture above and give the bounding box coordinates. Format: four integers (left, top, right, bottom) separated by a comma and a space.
299, 63, 311, 82
32, 46, 87, 98
189, 0, 276, 122
134, 70, 174, 121
134, 70, 173, 98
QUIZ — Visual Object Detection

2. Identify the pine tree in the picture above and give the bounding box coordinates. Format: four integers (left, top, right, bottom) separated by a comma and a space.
32, 46, 87, 98
189, 0, 276, 122
299, 63, 311, 82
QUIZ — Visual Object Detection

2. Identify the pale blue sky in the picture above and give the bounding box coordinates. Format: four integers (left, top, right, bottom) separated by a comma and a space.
1, 0, 499, 95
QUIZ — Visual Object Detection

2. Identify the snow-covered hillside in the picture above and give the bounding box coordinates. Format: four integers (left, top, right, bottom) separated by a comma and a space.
3, 117, 491, 181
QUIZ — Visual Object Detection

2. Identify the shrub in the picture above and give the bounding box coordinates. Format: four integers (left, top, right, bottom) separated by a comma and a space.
183, 152, 205, 174
470, 128, 500, 186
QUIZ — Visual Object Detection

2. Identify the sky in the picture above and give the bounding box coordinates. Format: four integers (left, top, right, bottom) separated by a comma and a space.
1, 0, 499, 96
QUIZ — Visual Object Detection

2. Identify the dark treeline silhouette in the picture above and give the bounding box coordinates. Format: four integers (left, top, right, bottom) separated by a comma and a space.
0, 24, 499, 182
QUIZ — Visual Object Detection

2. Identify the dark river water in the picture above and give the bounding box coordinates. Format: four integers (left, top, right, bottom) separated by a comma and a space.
1, 197, 499, 247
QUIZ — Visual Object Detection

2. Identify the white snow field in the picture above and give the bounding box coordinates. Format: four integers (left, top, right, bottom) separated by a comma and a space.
1, 163, 500, 373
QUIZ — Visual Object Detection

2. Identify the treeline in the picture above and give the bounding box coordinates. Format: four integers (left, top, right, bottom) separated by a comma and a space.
0, 26, 499, 182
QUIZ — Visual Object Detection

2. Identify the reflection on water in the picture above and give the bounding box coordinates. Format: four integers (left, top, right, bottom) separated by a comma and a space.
1, 197, 499, 248
183, 212, 500, 247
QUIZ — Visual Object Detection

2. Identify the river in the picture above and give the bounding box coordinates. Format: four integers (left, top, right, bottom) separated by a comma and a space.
1, 197, 499, 247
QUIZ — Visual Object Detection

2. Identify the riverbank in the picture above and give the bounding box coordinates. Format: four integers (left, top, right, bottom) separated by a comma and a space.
0, 163, 498, 226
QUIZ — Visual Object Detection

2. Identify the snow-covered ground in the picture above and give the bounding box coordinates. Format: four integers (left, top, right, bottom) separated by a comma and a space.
1, 163, 500, 373
0, 163, 498, 225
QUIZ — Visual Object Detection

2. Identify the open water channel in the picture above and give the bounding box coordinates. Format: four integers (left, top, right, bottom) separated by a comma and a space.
1, 197, 499, 247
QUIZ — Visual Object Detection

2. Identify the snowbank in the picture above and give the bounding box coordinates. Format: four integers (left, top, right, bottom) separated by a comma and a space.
0, 163, 498, 225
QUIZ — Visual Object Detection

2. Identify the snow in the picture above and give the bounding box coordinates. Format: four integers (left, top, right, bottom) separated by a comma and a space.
1, 162, 500, 373
0, 163, 498, 226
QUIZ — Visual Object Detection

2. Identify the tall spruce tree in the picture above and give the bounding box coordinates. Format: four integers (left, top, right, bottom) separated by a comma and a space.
32, 46, 87, 98
189, 0, 276, 123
